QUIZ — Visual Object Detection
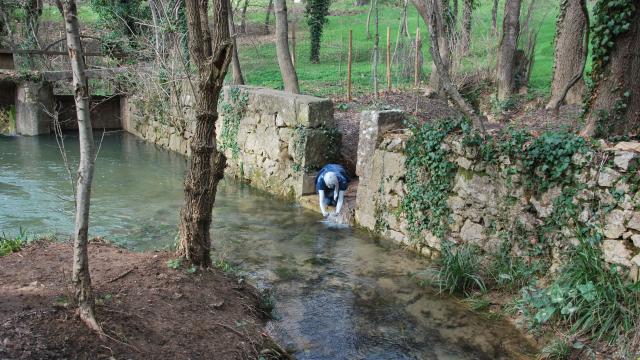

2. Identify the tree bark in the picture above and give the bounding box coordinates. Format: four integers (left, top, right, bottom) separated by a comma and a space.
413, 0, 450, 95
414, 0, 486, 132
275, 0, 300, 93
582, 4, 640, 137
228, 0, 245, 84
178, 0, 233, 267
496, 0, 521, 101
459, 0, 472, 55
545, 0, 588, 111
56, 0, 101, 333
492, 0, 499, 36
240, 0, 249, 34
265, 0, 273, 33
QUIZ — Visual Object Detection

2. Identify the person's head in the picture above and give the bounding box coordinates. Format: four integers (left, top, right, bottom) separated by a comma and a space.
323, 172, 338, 189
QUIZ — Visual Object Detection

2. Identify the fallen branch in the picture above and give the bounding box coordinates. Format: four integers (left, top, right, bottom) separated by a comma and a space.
108, 267, 136, 283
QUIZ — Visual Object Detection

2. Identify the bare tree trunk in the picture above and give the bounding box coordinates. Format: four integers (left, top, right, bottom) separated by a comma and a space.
56, 0, 101, 333
228, 0, 245, 84
275, 0, 300, 93
582, 4, 640, 137
150, 0, 162, 57
492, 0, 499, 36
372, 0, 379, 97
496, 0, 521, 101
412, 0, 486, 132
240, 0, 249, 34
459, 0, 472, 55
265, 0, 273, 33
545, 0, 588, 111
413, 0, 450, 94
366, 0, 373, 39
178, 0, 233, 267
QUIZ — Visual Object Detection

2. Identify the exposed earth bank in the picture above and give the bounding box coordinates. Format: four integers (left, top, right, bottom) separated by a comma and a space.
0, 240, 285, 360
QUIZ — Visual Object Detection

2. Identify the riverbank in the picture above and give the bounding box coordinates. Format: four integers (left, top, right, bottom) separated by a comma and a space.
0, 239, 286, 359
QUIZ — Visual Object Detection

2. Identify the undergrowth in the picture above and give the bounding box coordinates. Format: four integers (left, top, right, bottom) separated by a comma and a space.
0, 228, 31, 257
403, 117, 639, 352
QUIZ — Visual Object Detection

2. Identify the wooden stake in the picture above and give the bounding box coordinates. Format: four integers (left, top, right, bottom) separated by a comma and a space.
347, 29, 353, 101
386, 26, 391, 92
414, 27, 420, 87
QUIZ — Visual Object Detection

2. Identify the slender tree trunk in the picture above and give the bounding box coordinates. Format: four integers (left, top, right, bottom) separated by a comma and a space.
150, 0, 162, 57
366, 0, 374, 39
492, 0, 499, 36
460, 0, 472, 55
416, 0, 486, 132
372, 0, 379, 97
265, 0, 273, 33
546, 0, 588, 111
56, 0, 101, 333
240, 0, 249, 34
582, 3, 640, 137
178, 0, 233, 267
228, 0, 245, 84
496, 0, 521, 101
413, 0, 450, 94
275, 0, 300, 93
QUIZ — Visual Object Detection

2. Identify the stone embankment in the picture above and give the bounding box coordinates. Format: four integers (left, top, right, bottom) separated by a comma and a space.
355, 110, 640, 278
123, 85, 340, 199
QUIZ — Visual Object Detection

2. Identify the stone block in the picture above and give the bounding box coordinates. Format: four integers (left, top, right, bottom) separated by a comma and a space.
601, 240, 632, 267
15, 81, 54, 136
604, 209, 626, 239
460, 219, 486, 246
356, 110, 404, 177
627, 212, 640, 231
613, 151, 637, 171
598, 167, 621, 187
296, 97, 334, 128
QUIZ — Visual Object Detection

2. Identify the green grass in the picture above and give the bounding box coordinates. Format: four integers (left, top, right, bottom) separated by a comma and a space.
0, 228, 30, 257
237, 0, 563, 98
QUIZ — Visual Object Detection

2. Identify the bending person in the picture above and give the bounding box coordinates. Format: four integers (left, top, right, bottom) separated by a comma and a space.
316, 164, 350, 217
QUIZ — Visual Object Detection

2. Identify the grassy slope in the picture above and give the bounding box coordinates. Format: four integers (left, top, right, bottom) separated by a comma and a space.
238, 0, 562, 98
36, 0, 566, 99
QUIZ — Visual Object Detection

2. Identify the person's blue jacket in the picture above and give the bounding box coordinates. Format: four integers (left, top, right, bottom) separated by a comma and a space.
316, 164, 350, 193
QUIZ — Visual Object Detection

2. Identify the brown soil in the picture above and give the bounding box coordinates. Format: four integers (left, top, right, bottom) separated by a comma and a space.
0, 240, 286, 360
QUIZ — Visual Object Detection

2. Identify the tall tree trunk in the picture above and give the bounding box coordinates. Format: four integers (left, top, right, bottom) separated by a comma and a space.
150, 0, 163, 58
366, 0, 373, 39
582, 2, 640, 137
265, 0, 273, 33
413, 0, 450, 95
545, 0, 588, 111
496, 0, 521, 101
178, 0, 233, 267
240, 0, 249, 34
459, 0, 472, 55
228, 0, 245, 84
275, 0, 300, 93
372, 0, 379, 96
306, 0, 329, 63
492, 0, 499, 36
56, 0, 101, 333
417, 0, 486, 132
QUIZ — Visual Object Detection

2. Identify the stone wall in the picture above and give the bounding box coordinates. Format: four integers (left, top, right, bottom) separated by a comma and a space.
123, 85, 340, 199
356, 111, 640, 276
56, 95, 122, 131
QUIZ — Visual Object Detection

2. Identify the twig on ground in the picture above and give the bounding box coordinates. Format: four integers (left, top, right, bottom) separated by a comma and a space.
107, 267, 136, 283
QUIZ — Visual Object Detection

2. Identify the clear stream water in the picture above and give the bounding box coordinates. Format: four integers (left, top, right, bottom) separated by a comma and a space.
0, 132, 537, 359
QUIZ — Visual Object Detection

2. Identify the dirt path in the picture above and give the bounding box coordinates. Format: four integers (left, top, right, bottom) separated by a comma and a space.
0, 240, 285, 360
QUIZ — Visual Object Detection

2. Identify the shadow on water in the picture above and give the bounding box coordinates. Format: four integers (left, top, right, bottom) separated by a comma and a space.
0, 132, 537, 359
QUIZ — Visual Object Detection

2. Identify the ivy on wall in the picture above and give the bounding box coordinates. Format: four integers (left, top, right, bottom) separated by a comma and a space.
219, 87, 248, 160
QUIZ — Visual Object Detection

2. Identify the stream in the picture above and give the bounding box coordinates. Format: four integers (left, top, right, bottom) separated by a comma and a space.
0, 132, 537, 359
